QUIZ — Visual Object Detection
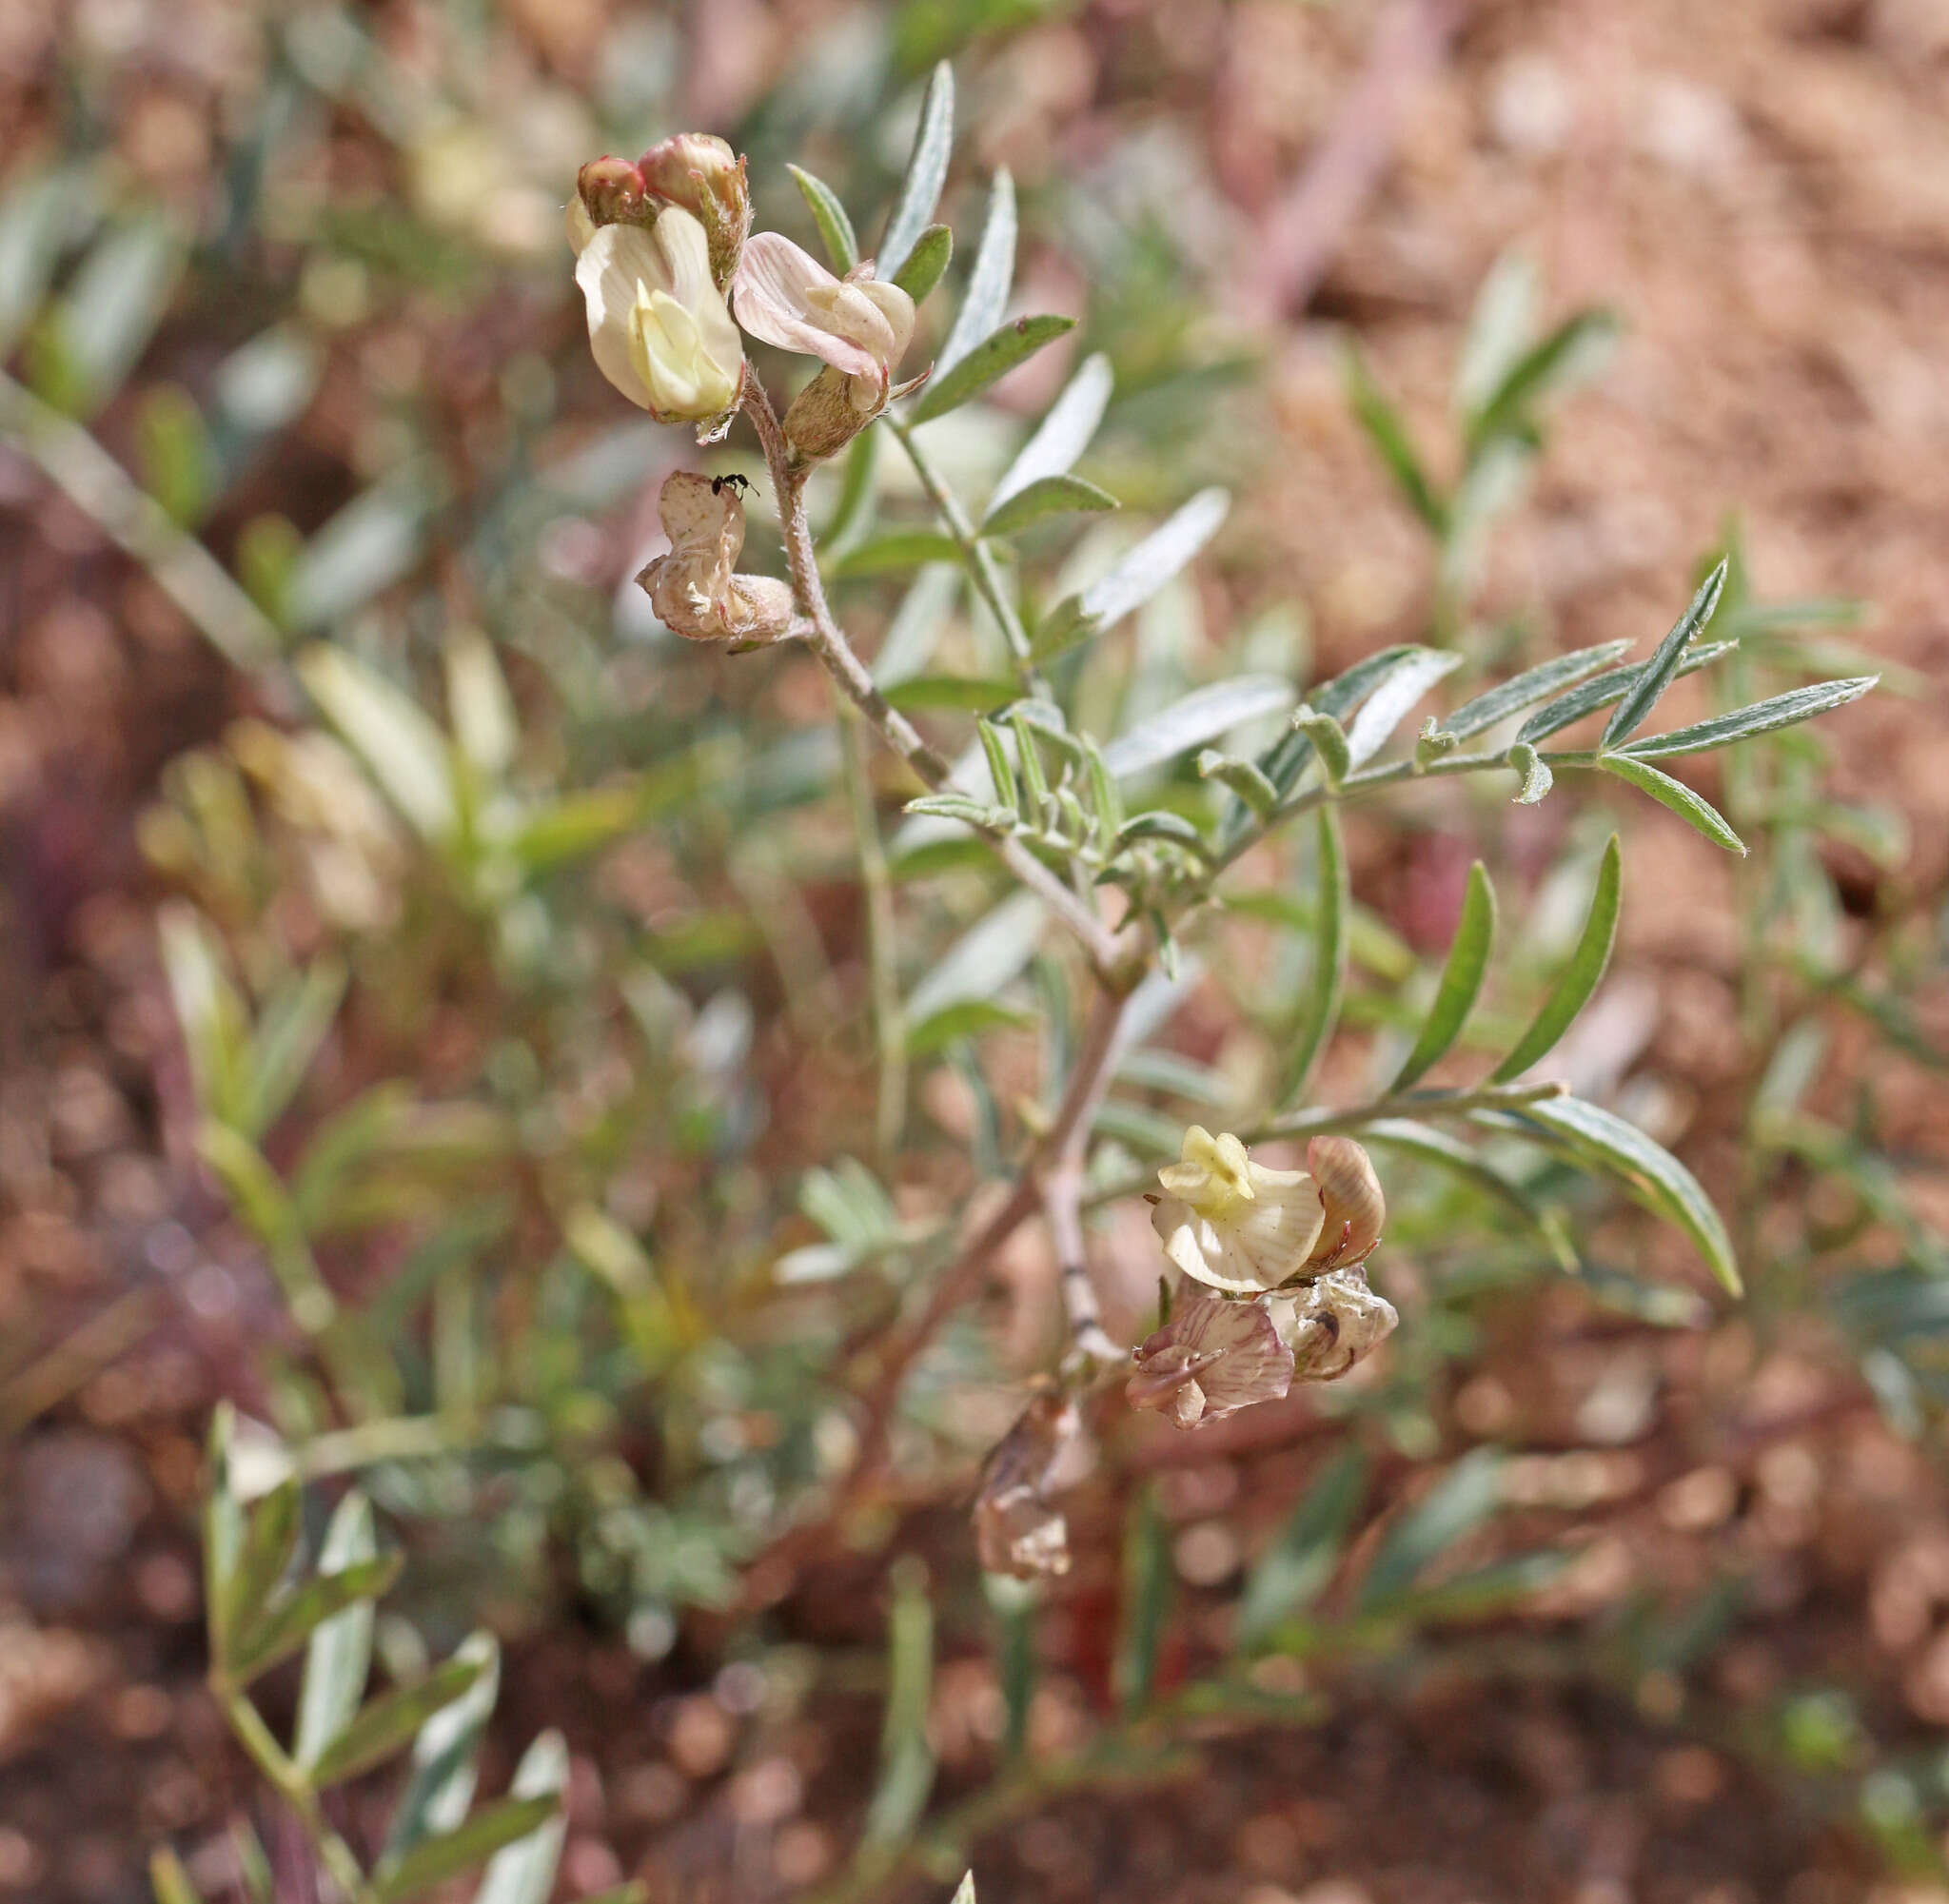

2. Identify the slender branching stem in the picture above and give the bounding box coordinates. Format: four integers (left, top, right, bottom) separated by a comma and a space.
884, 413, 1043, 686
740, 375, 1131, 984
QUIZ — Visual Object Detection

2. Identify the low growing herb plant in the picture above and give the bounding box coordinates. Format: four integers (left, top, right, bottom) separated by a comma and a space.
19, 56, 1880, 1904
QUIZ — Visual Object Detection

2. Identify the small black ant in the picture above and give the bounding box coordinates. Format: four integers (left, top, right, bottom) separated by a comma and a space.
711, 473, 753, 498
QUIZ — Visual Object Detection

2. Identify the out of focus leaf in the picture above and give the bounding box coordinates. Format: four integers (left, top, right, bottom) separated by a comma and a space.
309, 1651, 488, 1787
863, 1558, 935, 1852
1359, 1448, 1504, 1611
285, 469, 440, 633
230, 1552, 403, 1685
937, 169, 1015, 377
906, 997, 1034, 1058
371, 1794, 559, 1904
148, 1850, 206, 1904
298, 644, 456, 843
383, 1633, 501, 1865
877, 62, 955, 282
1344, 344, 1445, 534
1072, 486, 1229, 637
1467, 308, 1619, 448
1113, 1486, 1171, 1713
244, 957, 346, 1139
1454, 251, 1538, 424
831, 529, 963, 577
1238, 1445, 1368, 1647
471, 1732, 569, 1904
295, 1492, 379, 1766
1277, 808, 1347, 1107
54, 219, 186, 417
906, 892, 1044, 1022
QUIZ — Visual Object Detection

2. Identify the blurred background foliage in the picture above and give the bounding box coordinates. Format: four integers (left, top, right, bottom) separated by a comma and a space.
2, 2, 1948, 1902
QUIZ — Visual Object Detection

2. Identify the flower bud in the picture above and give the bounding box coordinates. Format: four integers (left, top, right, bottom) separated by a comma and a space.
572, 155, 652, 248
640, 134, 750, 286
635, 472, 795, 644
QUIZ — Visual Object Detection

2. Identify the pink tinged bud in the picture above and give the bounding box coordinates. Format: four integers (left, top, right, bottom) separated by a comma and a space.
574, 155, 651, 241
639, 134, 750, 285
1301, 1136, 1387, 1273
974, 1394, 1085, 1580
636, 472, 795, 644
1127, 1292, 1294, 1430
576, 213, 744, 424
732, 234, 916, 425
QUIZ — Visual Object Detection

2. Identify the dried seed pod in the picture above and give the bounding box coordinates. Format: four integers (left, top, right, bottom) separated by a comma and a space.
1301, 1136, 1386, 1274
1281, 1266, 1398, 1381
974, 1393, 1083, 1580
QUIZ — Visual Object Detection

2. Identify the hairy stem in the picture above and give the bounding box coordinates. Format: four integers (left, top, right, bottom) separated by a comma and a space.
740, 375, 1130, 983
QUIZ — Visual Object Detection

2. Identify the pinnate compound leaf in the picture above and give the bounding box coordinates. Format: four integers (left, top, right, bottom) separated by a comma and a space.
990, 353, 1113, 513
938, 169, 1015, 374
890, 224, 952, 303
876, 62, 954, 283
1437, 640, 1631, 740
1620, 676, 1877, 759
1390, 861, 1496, 1090
1490, 1094, 1741, 1295
1359, 1448, 1504, 1611
980, 472, 1117, 538
1601, 559, 1728, 750
788, 165, 856, 271
1598, 754, 1745, 855
908, 314, 1074, 424
1491, 835, 1621, 1082
1237, 1446, 1368, 1646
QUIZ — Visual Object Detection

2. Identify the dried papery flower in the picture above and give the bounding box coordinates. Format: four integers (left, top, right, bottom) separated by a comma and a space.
636, 472, 795, 644
575, 209, 744, 425
639, 134, 750, 286
1150, 1126, 1326, 1295
732, 235, 916, 458
1279, 1266, 1398, 1381
974, 1393, 1084, 1580
1300, 1136, 1387, 1272
1127, 1290, 1294, 1430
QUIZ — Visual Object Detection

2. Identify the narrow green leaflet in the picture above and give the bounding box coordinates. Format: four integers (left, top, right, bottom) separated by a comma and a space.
1250, 644, 1419, 813
1491, 835, 1621, 1082
1358, 1447, 1504, 1611
907, 314, 1074, 424
1389, 861, 1496, 1090
1515, 638, 1736, 744
820, 426, 879, 551
1599, 754, 1746, 855
863, 1560, 936, 1850
295, 1490, 380, 1764
1278, 808, 1348, 1107
1344, 344, 1445, 534
884, 674, 1019, 714
890, 224, 952, 303
1601, 559, 1728, 749
1359, 1119, 1568, 1256
370, 1795, 560, 1904
1112, 1487, 1171, 1713
876, 62, 955, 282
1454, 252, 1538, 424
383, 1633, 501, 1864
229, 1552, 403, 1684
905, 998, 1034, 1059
1237, 1445, 1368, 1646
1494, 1093, 1742, 1295
1073, 486, 1230, 635
149, 1849, 206, 1904
1101, 676, 1294, 780
309, 1653, 490, 1786
1344, 648, 1465, 767
1436, 640, 1630, 741
1621, 676, 1877, 759
56, 220, 186, 417
980, 472, 1117, 538
937, 169, 1014, 378
905, 892, 1044, 1023
243, 957, 346, 1139
1467, 308, 1619, 449
224, 1479, 300, 1657
788, 164, 857, 271
472, 1732, 569, 1904
989, 352, 1113, 513
285, 467, 440, 633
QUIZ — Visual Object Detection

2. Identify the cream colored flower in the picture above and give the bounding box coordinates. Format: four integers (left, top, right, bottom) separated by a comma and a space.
732, 234, 915, 413
1150, 1126, 1326, 1295
1127, 1290, 1294, 1430
636, 472, 795, 644
575, 210, 743, 422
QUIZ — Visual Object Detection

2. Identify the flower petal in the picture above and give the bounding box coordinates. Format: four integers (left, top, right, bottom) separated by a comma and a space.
576, 223, 662, 409
734, 232, 880, 381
